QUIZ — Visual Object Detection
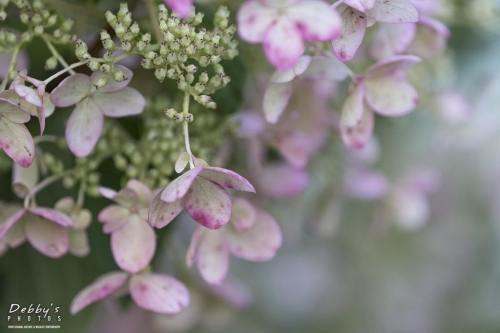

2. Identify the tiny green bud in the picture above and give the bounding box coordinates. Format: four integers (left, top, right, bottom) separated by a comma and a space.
199, 56, 210, 67
105, 11, 117, 25
33, 25, 44, 36
186, 44, 196, 56
186, 73, 194, 84
19, 11, 30, 24
121, 40, 132, 52
155, 68, 166, 82
135, 40, 147, 52
171, 39, 181, 51
114, 21, 125, 35
141, 58, 152, 69
158, 4, 168, 20
173, 113, 184, 123
44, 56, 58, 70
63, 177, 75, 189
186, 64, 197, 73
114, 154, 127, 170
167, 52, 177, 63
144, 50, 156, 60
167, 68, 178, 79
61, 19, 74, 32
32, 0, 43, 10
192, 12, 204, 25
129, 22, 140, 35
87, 60, 100, 71
185, 113, 194, 122
113, 70, 127, 82
160, 42, 169, 56
100, 63, 111, 74
117, 2, 129, 19
178, 51, 187, 63
141, 32, 151, 44
103, 39, 115, 50
199, 71, 209, 83
46, 14, 57, 27
164, 108, 177, 118
177, 78, 187, 90
94, 77, 108, 89
153, 55, 165, 66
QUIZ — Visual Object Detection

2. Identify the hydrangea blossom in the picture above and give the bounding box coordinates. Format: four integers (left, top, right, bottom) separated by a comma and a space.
164, 0, 192, 18
186, 198, 282, 285
50, 65, 145, 157
238, 0, 342, 69
149, 163, 255, 230
98, 180, 156, 274
70, 270, 189, 315
340, 55, 421, 148
54, 197, 92, 257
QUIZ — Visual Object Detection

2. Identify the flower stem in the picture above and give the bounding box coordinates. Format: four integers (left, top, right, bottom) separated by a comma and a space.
43, 60, 88, 85
76, 179, 86, 208
23, 173, 67, 208
145, 0, 162, 43
0, 44, 21, 92
41, 34, 76, 74
182, 92, 195, 169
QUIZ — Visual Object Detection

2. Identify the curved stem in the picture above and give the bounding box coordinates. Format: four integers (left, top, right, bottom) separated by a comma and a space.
41, 34, 76, 74
43, 60, 88, 85
182, 92, 195, 169
76, 180, 86, 208
23, 173, 67, 208
145, 0, 162, 43
0, 45, 21, 92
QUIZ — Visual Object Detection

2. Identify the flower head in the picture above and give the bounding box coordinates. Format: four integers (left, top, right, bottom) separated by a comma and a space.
164, 0, 193, 18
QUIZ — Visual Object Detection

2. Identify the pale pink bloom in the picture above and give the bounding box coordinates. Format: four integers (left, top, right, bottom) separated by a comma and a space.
164, 0, 193, 18
238, 0, 342, 69
70, 270, 189, 315
50, 65, 145, 157
149, 165, 255, 230
54, 197, 92, 257
0, 204, 75, 258
434, 90, 473, 126
407, 15, 450, 58
343, 166, 389, 200
98, 180, 156, 274
11, 154, 39, 198
333, 0, 419, 61
0, 202, 25, 256
340, 55, 421, 149
186, 198, 282, 285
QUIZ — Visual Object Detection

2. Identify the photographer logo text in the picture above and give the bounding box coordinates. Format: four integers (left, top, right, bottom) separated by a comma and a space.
6, 303, 62, 330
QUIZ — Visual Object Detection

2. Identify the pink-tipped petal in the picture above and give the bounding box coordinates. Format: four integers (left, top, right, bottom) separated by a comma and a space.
365, 75, 419, 116
366, 0, 419, 23
344, 0, 377, 11
200, 167, 256, 193
340, 106, 374, 149
70, 272, 129, 314
287, 0, 342, 41
263, 18, 304, 70
111, 215, 156, 274
332, 6, 367, 62
186, 226, 205, 267
227, 209, 282, 261
14, 85, 43, 107
93, 87, 145, 117
263, 82, 293, 124
29, 207, 74, 227
165, 0, 193, 18
65, 98, 104, 157
148, 192, 185, 229
25, 216, 69, 258
196, 231, 229, 285
50, 74, 91, 107
237, 0, 276, 43
98, 187, 118, 199
370, 22, 417, 59
230, 198, 257, 232
365, 54, 421, 79
270, 56, 312, 83
186, 178, 232, 230
126, 180, 153, 205
129, 274, 190, 314
341, 80, 366, 127
161, 166, 204, 203
0, 119, 34, 167
0, 209, 26, 239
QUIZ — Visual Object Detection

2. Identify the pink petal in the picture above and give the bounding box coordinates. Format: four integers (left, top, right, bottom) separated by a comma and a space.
227, 208, 282, 261
186, 226, 205, 267
199, 167, 256, 193
90, 65, 133, 93
302, 56, 351, 80
25, 216, 69, 258
14, 85, 42, 107
370, 22, 417, 59
161, 166, 204, 203
270, 56, 312, 83
0, 98, 31, 123
69, 230, 90, 257
130, 273, 189, 314
344, 0, 376, 11
165, 0, 193, 18
148, 192, 185, 229
263, 82, 293, 124
230, 198, 257, 232
237, 0, 277, 43
407, 16, 450, 59
185, 178, 232, 230
195, 231, 229, 285
341, 80, 366, 127
70, 272, 129, 314
340, 106, 374, 149
256, 164, 309, 198
114, 188, 139, 207
50, 74, 90, 107
111, 215, 156, 274
287, 0, 342, 41
332, 6, 367, 62
93, 87, 145, 117
98, 205, 128, 224
126, 180, 153, 205
65, 98, 104, 157
0, 119, 34, 167
366, 0, 419, 23
365, 75, 419, 116
343, 168, 389, 199
365, 54, 421, 79
2, 218, 27, 248
98, 187, 118, 199
0, 209, 26, 240
263, 18, 304, 70
29, 207, 74, 227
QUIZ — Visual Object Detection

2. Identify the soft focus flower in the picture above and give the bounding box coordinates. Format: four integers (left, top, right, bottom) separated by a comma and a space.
50, 65, 145, 157
333, 0, 419, 61
186, 198, 282, 285
70, 270, 189, 315
340, 55, 421, 148
0, 204, 74, 258
54, 197, 92, 257
98, 180, 156, 274
164, 0, 192, 18
238, 0, 342, 69
149, 164, 255, 230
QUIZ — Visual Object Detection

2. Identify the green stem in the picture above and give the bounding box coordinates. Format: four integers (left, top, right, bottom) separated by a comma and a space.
41, 34, 76, 74
23, 173, 67, 208
145, 0, 162, 43
43, 60, 88, 85
182, 92, 195, 169
0, 45, 21, 92
76, 180, 86, 208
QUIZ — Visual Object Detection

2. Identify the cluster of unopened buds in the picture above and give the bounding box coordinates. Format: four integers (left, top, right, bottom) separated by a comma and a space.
0, 0, 459, 319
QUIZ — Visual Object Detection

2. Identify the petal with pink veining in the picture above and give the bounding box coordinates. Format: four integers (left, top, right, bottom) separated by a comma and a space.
263, 18, 304, 70
148, 192, 185, 229
340, 106, 374, 149
365, 75, 418, 116
129, 273, 190, 314
25, 216, 69, 258
370, 22, 416, 60
270, 56, 312, 83
65, 98, 104, 157
29, 207, 74, 227
237, 0, 276, 43
344, 0, 376, 11
50, 74, 91, 107
263, 82, 293, 124
111, 215, 156, 274
200, 167, 256, 193
332, 6, 367, 62
341, 80, 366, 127
366, 0, 419, 23
227, 209, 282, 261
186, 226, 206, 267
230, 198, 257, 232
14, 85, 43, 107
0, 209, 26, 239
161, 166, 204, 203
0, 119, 34, 167
70, 271, 129, 314
185, 178, 232, 230
287, 0, 341, 41
196, 231, 229, 285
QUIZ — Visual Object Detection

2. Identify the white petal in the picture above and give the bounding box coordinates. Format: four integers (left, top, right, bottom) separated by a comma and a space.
340, 106, 374, 149
237, 0, 277, 43
263, 82, 293, 124
0, 118, 35, 167
341, 80, 366, 127
93, 87, 145, 117
370, 22, 417, 59
50, 74, 90, 107
25, 216, 69, 258
65, 98, 104, 157
196, 230, 229, 285
366, 0, 419, 23
332, 6, 367, 62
